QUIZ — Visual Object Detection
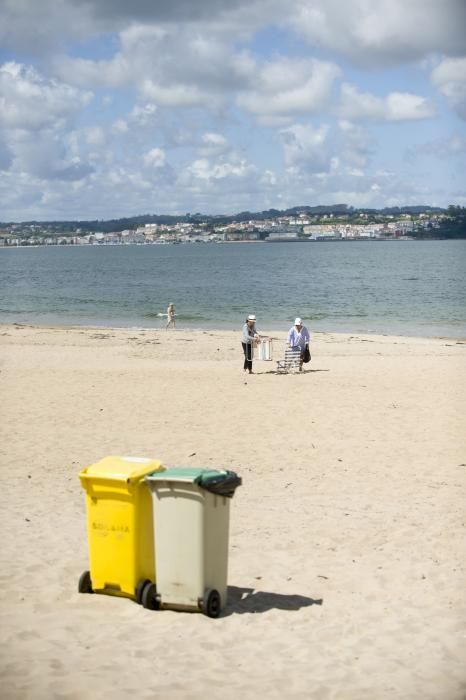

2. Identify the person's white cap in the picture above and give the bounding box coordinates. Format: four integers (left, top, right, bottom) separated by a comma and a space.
247, 314, 256, 321
294, 317, 303, 325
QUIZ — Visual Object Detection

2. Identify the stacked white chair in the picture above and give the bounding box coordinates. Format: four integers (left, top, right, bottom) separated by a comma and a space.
276, 347, 302, 374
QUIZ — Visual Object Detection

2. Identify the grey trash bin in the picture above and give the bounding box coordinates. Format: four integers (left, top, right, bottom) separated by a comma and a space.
145, 467, 241, 617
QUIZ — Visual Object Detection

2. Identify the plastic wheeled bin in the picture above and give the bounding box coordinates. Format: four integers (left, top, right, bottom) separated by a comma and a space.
78, 455, 164, 607
145, 467, 241, 617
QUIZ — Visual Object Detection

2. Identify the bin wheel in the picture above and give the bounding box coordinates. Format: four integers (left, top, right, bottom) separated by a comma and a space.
202, 589, 221, 618
136, 578, 151, 605
78, 570, 93, 594
141, 582, 160, 611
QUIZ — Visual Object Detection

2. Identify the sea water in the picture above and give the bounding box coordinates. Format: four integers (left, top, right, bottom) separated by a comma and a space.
1, 240, 465, 337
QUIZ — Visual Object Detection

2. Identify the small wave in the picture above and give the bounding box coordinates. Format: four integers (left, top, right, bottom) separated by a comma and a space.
143, 312, 207, 321
327, 311, 369, 319
178, 314, 207, 321
303, 313, 327, 321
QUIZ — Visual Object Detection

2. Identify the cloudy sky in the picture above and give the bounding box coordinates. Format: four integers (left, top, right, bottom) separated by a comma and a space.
1, 0, 465, 221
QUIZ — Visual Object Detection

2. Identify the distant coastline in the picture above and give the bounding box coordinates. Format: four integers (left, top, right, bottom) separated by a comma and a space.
1, 205, 465, 246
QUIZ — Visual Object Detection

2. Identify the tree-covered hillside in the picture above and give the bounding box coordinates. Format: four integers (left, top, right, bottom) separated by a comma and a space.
0, 204, 449, 232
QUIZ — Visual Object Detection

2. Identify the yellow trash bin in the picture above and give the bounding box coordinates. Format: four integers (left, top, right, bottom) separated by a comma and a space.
78, 455, 164, 606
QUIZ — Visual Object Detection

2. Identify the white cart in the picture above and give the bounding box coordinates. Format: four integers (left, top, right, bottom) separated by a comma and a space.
253, 337, 273, 361
145, 467, 241, 617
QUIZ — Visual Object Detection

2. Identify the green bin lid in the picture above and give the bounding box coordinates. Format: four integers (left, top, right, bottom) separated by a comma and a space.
145, 467, 242, 498
145, 467, 223, 482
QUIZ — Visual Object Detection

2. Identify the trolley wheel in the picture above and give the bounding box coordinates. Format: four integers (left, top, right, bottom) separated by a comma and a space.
78, 570, 93, 594
202, 588, 221, 618
136, 578, 151, 605
141, 582, 160, 611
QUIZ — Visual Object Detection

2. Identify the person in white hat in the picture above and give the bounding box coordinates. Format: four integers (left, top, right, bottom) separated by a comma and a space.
287, 317, 310, 370
166, 302, 176, 329
241, 314, 260, 373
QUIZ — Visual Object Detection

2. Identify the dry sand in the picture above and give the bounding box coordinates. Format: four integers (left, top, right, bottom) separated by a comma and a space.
0, 323, 465, 700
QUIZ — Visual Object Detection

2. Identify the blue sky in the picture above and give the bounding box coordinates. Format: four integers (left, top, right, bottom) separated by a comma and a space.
0, 0, 465, 221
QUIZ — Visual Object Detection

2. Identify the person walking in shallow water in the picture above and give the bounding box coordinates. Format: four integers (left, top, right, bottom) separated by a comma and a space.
166, 303, 176, 329
242, 314, 260, 374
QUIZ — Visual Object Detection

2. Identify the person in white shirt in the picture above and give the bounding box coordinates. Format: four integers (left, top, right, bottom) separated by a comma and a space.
287, 317, 310, 371
242, 314, 260, 373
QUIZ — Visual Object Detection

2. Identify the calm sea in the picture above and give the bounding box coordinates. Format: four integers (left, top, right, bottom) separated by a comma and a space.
1, 241, 465, 337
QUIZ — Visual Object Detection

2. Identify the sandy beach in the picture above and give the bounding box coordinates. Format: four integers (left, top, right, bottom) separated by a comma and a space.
0, 323, 465, 700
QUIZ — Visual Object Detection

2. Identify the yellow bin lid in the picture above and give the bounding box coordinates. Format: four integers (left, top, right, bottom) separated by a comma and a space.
79, 455, 164, 487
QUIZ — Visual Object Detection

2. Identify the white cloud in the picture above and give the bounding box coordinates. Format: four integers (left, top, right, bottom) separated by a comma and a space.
0, 62, 95, 186
0, 138, 13, 171
130, 103, 158, 126
172, 153, 263, 214
140, 80, 209, 108
238, 58, 340, 120
0, 0, 93, 54
285, 167, 435, 209
52, 22, 343, 121
2, 0, 465, 68
143, 148, 167, 168
260, 169, 277, 186
84, 127, 106, 146
53, 54, 131, 89
11, 133, 94, 181
431, 57, 466, 119
290, 0, 466, 66
406, 134, 466, 160
198, 132, 229, 157
385, 92, 436, 121
0, 1, 285, 59
446, 135, 466, 154
337, 121, 374, 168
53, 23, 256, 108
112, 119, 129, 134
339, 84, 435, 121
0, 62, 92, 130
184, 156, 256, 181
202, 133, 227, 147
0, 0, 464, 218
279, 124, 332, 174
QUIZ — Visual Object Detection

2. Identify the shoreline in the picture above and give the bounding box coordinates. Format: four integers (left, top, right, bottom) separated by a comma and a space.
2, 320, 465, 343
1, 238, 463, 250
